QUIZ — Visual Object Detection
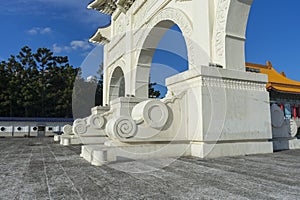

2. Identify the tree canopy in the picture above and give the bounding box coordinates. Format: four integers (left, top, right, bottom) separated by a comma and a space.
0, 46, 161, 118
0, 46, 78, 118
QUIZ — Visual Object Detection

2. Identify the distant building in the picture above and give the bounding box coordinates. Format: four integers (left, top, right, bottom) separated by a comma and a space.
247, 61, 300, 120
0, 118, 73, 137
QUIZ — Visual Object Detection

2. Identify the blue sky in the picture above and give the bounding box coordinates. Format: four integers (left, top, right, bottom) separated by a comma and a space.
0, 0, 299, 82
0, 0, 110, 78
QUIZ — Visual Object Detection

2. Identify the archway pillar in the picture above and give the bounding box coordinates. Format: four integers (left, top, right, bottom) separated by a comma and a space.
134, 64, 150, 99
212, 0, 253, 70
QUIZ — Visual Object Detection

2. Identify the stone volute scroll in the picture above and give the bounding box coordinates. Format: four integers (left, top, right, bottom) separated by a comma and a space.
87, 114, 106, 130
106, 116, 137, 140
271, 104, 285, 128
62, 124, 73, 135
289, 119, 298, 138
73, 118, 88, 135
132, 99, 169, 129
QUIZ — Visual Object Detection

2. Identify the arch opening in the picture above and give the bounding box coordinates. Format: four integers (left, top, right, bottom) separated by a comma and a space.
136, 20, 188, 99
109, 67, 125, 102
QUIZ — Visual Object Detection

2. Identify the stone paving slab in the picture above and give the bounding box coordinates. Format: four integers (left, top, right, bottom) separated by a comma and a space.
0, 137, 299, 200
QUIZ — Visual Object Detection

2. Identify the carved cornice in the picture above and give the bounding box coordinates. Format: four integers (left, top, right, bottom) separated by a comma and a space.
89, 29, 110, 45
117, 0, 136, 12
87, 0, 117, 15
88, 0, 135, 15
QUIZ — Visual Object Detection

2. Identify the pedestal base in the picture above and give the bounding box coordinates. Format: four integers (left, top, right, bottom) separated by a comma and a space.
80, 142, 191, 166
273, 138, 300, 151
0, 133, 13, 137
79, 136, 109, 145
190, 141, 273, 158
13, 132, 29, 137
80, 140, 274, 166
53, 135, 60, 142
59, 135, 109, 146
60, 135, 81, 146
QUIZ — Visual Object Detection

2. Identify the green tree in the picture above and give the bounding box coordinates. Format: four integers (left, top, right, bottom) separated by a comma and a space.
0, 61, 9, 116
148, 82, 161, 98
0, 46, 78, 118
95, 63, 104, 106
34, 48, 54, 117
16, 46, 38, 117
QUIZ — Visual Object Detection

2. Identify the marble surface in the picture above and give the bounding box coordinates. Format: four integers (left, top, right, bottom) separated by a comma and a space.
0, 137, 299, 200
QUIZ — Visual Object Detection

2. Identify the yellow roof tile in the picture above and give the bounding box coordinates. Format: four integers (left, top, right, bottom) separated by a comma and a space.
246, 61, 300, 94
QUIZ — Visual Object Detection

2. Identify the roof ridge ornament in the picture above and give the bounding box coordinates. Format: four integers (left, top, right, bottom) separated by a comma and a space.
266, 60, 273, 69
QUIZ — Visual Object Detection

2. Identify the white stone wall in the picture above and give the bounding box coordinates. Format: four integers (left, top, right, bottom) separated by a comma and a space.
0, 121, 71, 137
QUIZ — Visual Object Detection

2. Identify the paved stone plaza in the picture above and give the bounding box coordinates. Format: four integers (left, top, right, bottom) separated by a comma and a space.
0, 138, 299, 200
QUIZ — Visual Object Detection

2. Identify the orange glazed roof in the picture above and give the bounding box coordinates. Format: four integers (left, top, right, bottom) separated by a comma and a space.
246, 61, 300, 94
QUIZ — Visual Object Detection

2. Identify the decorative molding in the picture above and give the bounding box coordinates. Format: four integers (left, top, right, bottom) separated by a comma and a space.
117, 0, 136, 12
147, 8, 193, 36
163, 91, 186, 104
201, 77, 266, 91
147, 8, 194, 65
133, 7, 194, 67
212, 0, 230, 66
133, 0, 154, 29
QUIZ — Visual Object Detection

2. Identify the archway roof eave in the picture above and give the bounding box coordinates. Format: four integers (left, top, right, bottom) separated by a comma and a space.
87, 0, 136, 15
89, 29, 110, 45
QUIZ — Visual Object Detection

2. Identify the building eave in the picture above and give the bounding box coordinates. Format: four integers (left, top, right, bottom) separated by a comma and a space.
89, 29, 110, 45
87, 0, 117, 15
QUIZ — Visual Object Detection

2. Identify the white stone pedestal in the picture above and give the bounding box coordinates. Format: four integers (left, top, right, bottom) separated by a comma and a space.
80, 66, 274, 166
80, 142, 190, 166
60, 135, 81, 146
54, 135, 60, 142
270, 104, 300, 151
273, 138, 300, 151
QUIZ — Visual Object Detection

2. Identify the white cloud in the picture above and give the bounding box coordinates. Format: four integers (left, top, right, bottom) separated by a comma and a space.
52, 44, 63, 53
52, 43, 71, 54
52, 39, 93, 54
71, 40, 92, 50
28, 28, 38, 35
27, 27, 52, 35
40, 27, 51, 34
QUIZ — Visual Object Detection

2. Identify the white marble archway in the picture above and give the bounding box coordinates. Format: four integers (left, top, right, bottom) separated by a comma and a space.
77, 0, 276, 164
108, 66, 125, 103
133, 8, 194, 99
90, 0, 254, 104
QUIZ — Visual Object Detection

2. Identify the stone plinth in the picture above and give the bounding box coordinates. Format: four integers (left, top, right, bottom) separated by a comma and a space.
80, 66, 274, 166
270, 104, 300, 151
